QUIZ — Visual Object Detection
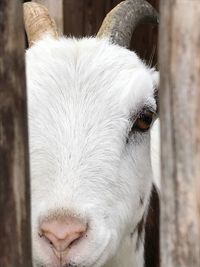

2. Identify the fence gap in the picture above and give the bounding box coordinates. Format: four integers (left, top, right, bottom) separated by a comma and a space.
0, 1, 32, 266
159, 0, 200, 267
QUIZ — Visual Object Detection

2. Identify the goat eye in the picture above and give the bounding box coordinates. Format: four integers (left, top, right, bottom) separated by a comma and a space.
132, 110, 154, 132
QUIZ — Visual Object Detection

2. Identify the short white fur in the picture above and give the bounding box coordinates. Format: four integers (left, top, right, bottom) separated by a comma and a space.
26, 36, 159, 267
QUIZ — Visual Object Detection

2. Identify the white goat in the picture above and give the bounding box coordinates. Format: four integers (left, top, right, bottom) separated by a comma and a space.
24, 1, 160, 267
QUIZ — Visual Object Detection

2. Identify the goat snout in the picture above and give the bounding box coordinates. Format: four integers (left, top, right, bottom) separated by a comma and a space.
40, 217, 87, 254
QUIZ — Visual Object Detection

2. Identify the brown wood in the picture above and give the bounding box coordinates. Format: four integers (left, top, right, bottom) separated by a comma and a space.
33, 0, 64, 34
0, 1, 32, 266
159, 1, 200, 267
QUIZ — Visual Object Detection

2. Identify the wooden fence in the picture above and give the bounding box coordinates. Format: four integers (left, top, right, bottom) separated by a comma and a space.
0, 1, 32, 266
159, 0, 200, 266
0, 0, 199, 266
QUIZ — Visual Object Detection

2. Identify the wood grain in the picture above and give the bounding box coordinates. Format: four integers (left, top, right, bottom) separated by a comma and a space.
159, 0, 200, 266
0, 1, 32, 266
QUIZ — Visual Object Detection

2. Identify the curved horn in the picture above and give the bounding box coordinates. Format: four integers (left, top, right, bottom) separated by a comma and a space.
97, 0, 158, 48
23, 2, 58, 47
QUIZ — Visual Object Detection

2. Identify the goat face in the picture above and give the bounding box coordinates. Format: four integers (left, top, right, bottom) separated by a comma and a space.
27, 37, 158, 267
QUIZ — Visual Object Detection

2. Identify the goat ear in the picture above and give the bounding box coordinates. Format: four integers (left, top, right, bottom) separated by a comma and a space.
151, 71, 159, 114
152, 71, 159, 88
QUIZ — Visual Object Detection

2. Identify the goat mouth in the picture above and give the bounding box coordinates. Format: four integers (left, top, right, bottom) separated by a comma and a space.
61, 240, 111, 267
35, 246, 109, 267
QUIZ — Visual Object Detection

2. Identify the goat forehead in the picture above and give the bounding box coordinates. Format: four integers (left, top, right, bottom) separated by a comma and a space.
27, 37, 154, 160
26, 37, 153, 103
29, 97, 127, 170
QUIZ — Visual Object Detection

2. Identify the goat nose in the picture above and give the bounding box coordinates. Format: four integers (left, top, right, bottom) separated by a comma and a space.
40, 217, 87, 252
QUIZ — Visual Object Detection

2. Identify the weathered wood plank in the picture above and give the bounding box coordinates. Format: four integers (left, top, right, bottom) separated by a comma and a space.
33, 0, 63, 34
159, 0, 200, 267
0, 1, 32, 266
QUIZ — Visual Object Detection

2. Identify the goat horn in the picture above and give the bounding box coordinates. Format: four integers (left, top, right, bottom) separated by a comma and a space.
97, 0, 158, 48
23, 2, 58, 47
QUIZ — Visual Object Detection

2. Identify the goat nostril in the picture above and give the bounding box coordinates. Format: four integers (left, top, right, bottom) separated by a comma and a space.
68, 231, 84, 249
39, 217, 87, 253
38, 232, 43, 238
42, 234, 55, 248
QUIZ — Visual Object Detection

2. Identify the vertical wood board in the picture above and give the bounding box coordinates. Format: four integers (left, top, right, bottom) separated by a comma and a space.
0, 1, 32, 266
159, 0, 200, 266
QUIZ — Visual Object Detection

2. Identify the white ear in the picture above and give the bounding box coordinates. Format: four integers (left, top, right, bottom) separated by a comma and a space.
151, 70, 160, 90
150, 71, 160, 189
151, 119, 160, 190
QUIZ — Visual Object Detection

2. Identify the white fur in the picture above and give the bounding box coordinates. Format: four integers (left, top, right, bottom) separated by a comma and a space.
26, 36, 159, 267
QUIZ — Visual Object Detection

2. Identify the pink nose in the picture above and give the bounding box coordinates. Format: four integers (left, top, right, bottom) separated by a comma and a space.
40, 217, 87, 253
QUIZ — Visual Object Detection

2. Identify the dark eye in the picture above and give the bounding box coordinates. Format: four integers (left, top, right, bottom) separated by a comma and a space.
132, 110, 154, 132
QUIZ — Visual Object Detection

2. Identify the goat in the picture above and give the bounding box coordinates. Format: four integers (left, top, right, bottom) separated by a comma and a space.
23, 1, 160, 267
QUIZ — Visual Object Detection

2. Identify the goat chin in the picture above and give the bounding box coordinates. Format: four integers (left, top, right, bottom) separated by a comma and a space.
27, 36, 160, 267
